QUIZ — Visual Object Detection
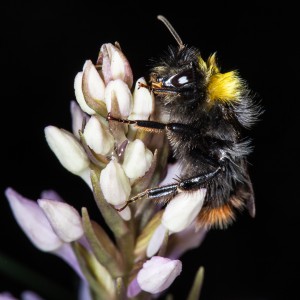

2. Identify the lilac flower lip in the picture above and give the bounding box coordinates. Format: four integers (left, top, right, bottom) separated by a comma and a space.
137, 256, 182, 294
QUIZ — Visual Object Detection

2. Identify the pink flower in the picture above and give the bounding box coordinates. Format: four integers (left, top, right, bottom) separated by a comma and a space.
128, 256, 182, 297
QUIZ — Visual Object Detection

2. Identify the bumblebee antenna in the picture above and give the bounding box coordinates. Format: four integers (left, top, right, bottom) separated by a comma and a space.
157, 15, 185, 50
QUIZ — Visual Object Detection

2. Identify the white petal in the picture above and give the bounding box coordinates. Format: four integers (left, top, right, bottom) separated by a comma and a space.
115, 205, 131, 221
137, 256, 182, 294
146, 224, 168, 258
110, 50, 125, 82
83, 116, 114, 155
83, 60, 105, 101
70, 100, 87, 139
100, 159, 131, 205
79, 168, 92, 189
99, 43, 133, 88
5, 188, 63, 251
122, 139, 153, 180
130, 77, 154, 120
162, 189, 206, 233
105, 79, 132, 118
74, 72, 96, 115
38, 199, 84, 243
45, 126, 90, 176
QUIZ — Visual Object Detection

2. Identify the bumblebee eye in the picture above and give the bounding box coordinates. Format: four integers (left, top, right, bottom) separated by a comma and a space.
164, 69, 194, 88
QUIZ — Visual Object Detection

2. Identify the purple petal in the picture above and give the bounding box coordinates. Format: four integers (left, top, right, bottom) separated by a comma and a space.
40, 190, 64, 202
167, 225, 207, 259
159, 162, 182, 186
5, 188, 63, 251
78, 280, 92, 300
0, 292, 19, 300
127, 278, 142, 298
21, 291, 45, 300
53, 243, 85, 280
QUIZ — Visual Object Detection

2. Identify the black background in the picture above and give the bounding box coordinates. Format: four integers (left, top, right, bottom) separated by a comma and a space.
1, 1, 299, 300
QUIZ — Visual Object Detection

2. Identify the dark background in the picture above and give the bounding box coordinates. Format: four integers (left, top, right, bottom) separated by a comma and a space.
1, 1, 299, 300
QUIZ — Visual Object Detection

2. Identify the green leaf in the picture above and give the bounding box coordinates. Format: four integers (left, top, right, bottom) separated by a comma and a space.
81, 207, 124, 277
186, 266, 205, 300
73, 242, 116, 300
90, 169, 134, 273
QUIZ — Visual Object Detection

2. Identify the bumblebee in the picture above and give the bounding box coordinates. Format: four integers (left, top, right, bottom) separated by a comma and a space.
108, 15, 261, 229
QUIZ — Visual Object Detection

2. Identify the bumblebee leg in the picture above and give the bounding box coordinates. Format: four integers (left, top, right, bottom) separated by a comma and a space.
115, 184, 178, 211
107, 113, 166, 132
116, 167, 222, 211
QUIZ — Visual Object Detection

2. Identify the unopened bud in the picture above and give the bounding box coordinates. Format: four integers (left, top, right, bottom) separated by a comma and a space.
100, 159, 131, 206
84, 116, 114, 155
130, 77, 154, 120
137, 256, 182, 294
105, 79, 132, 118
122, 139, 153, 181
38, 199, 84, 243
45, 126, 90, 176
98, 43, 133, 88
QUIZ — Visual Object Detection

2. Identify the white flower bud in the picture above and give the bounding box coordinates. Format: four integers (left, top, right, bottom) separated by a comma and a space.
38, 199, 84, 243
130, 77, 154, 120
105, 79, 132, 118
74, 60, 106, 115
83, 60, 105, 101
83, 116, 114, 155
162, 189, 207, 233
100, 159, 131, 206
45, 126, 90, 176
74, 72, 96, 115
5, 188, 63, 251
137, 256, 182, 294
122, 139, 153, 180
98, 43, 133, 88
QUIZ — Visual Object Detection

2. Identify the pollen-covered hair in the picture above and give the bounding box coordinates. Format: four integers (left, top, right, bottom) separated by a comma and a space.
199, 52, 262, 128
198, 53, 246, 105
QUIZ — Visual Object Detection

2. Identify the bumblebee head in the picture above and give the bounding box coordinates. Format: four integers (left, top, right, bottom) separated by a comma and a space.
150, 16, 246, 109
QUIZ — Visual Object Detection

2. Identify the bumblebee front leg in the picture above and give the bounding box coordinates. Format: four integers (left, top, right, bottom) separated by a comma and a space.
116, 167, 222, 211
